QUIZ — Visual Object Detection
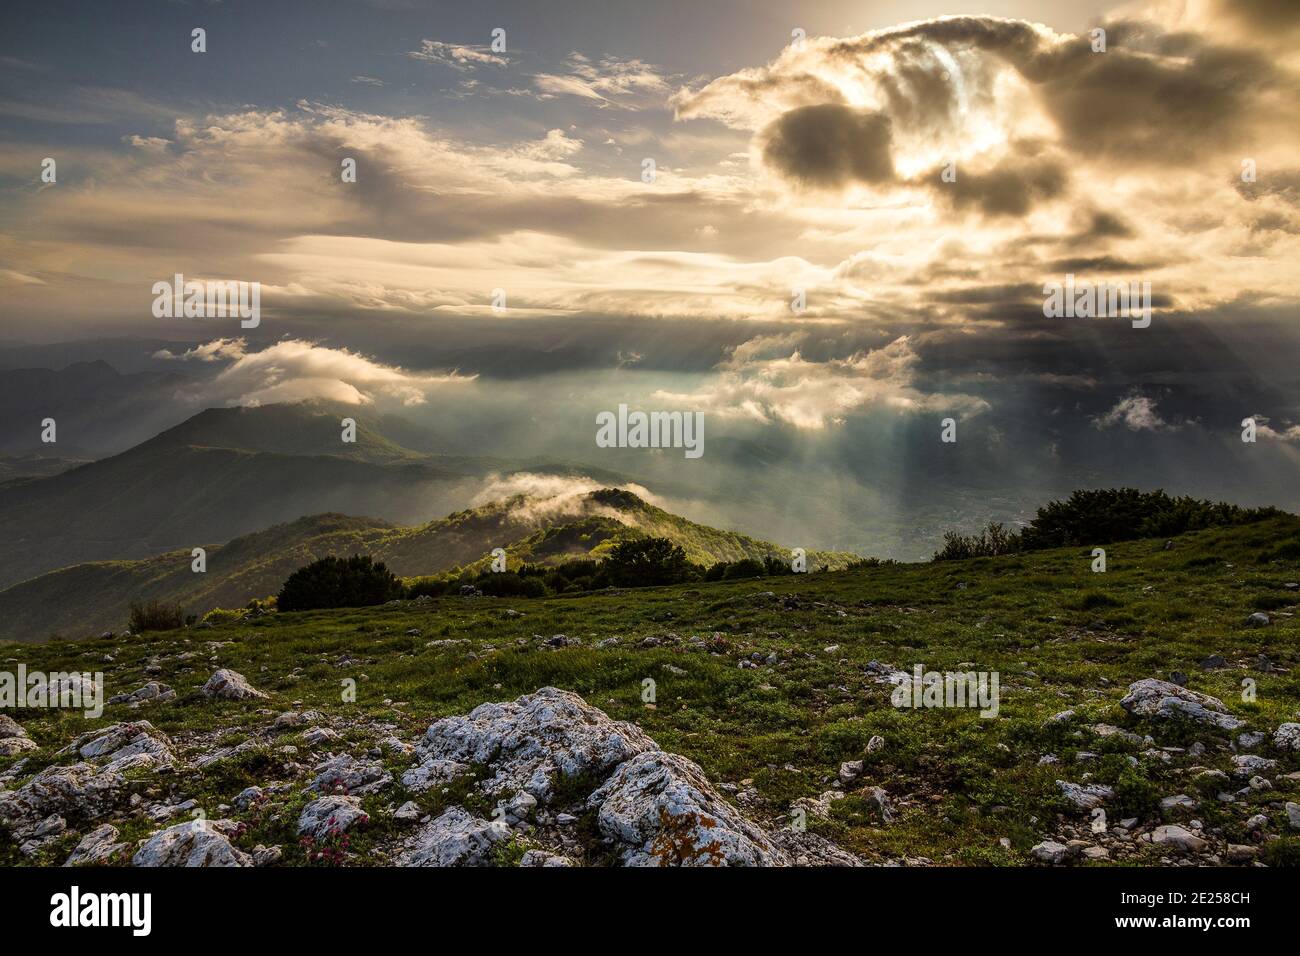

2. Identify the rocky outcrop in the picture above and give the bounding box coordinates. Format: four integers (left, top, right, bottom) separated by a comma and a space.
587, 751, 789, 866
399, 688, 803, 867
0, 715, 37, 756
202, 669, 268, 701
107, 682, 176, 707
132, 819, 253, 867
0, 762, 126, 826
1119, 679, 1244, 731
410, 687, 657, 802
64, 824, 129, 866
306, 753, 391, 796
58, 720, 176, 773
298, 796, 368, 839
1274, 723, 1300, 752
398, 807, 510, 866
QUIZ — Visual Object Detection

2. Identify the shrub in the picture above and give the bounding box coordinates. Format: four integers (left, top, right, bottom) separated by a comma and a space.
474, 571, 547, 598
1261, 838, 1300, 868
406, 577, 453, 599
933, 522, 1021, 561
128, 599, 186, 633
1019, 488, 1278, 551
277, 555, 404, 612
200, 607, 247, 625
602, 537, 696, 587
722, 558, 767, 580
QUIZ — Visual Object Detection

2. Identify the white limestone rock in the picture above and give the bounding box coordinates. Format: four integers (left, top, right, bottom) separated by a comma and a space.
201, 669, 268, 701
132, 819, 252, 867
412, 686, 658, 802
586, 751, 788, 867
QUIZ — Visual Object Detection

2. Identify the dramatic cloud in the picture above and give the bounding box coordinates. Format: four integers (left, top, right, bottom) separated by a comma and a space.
1095, 393, 1175, 432
153, 338, 474, 407
760, 104, 895, 188
654, 334, 987, 430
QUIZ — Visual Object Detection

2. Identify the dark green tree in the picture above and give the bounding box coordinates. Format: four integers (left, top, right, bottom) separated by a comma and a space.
277, 555, 404, 611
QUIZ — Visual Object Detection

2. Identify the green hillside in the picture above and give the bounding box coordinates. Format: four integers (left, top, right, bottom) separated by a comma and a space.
3, 516, 1298, 867
0, 489, 857, 642
0, 402, 645, 590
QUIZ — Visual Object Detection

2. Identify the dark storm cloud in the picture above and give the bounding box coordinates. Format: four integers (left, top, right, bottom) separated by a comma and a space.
759, 104, 895, 189
926, 152, 1068, 217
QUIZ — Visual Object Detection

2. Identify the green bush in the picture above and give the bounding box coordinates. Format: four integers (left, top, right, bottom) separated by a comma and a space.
1019, 488, 1277, 551
277, 555, 404, 612
722, 558, 767, 580
934, 522, 1021, 561
602, 537, 696, 587
475, 571, 547, 598
128, 599, 186, 633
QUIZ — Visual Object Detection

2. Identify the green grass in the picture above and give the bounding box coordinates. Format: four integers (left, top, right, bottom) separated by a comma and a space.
3, 515, 1299, 866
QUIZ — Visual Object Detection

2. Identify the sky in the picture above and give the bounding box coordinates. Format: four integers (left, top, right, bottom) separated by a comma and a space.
2, 0, 1299, 557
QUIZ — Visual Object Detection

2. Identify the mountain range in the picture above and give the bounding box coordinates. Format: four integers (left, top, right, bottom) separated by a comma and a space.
0, 403, 855, 642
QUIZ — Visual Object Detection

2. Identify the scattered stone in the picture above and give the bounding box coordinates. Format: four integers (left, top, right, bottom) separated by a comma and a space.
107, 682, 176, 707
133, 820, 252, 867
59, 720, 176, 773
1057, 780, 1114, 810
867, 735, 885, 753
1031, 840, 1070, 864
1120, 679, 1244, 731
272, 710, 316, 730
302, 727, 340, 746
401, 757, 469, 793
838, 760, 863, 784
233, 786, 264, 811
1274, 723, 1300, 752
1231, 754, 1276, 777
298, 796, 368, 839
202, 669, 268, 701
306, 753, 391, 796
1288, 803, 1300, 830
1200, 655, 1226, 670
1244, 612, 1270, 628
518, 850, 574, 867
1226, 844, 1258, 864
1148, 824, 1207, 853
398, 807, 509, 866
0, 761, 126, 828
252, 844, 282, 866
0, 715, 31, 740
64, 824, 128, 866
0, 735, 37, 757
1159, 794, 1196, 812
378, 735, 415, 758
586, 751, 788, 866
393, 801, 421, 823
